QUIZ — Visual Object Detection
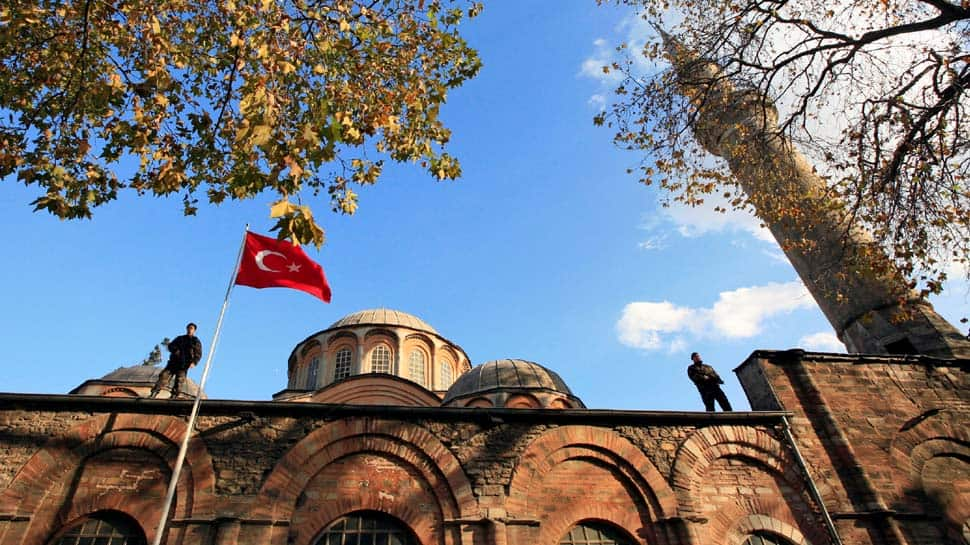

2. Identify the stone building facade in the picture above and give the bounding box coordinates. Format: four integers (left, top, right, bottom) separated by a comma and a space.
0, 309, 966, 545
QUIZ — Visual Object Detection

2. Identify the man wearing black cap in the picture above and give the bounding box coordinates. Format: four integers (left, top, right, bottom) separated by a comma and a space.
687, 352, 732, 411
149, 323, 203, 398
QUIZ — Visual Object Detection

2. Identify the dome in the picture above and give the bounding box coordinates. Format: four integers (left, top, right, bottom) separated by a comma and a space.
70, 364, 202, 398
328, 308, 439, 335
281, 308, 470, 399
442, 359, 584, 408
100, 365, 166, 382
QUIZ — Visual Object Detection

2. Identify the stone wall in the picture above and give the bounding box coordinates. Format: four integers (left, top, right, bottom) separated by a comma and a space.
0, 396, 821, 545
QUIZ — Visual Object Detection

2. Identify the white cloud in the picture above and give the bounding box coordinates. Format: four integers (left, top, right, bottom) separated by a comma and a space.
707, 282, 815, 338
617, 301, 696, 350
637, 235, 667, 251
587, 93, 607, 110
578, 38, 622, 84
665, 198, 774, 243
799, 331, 845, 352
617, 281, 817, 351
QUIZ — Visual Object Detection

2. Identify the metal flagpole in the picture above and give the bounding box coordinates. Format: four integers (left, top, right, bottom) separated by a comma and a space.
151, 225, 249, 545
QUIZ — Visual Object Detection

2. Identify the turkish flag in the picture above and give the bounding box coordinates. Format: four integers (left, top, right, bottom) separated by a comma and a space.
235, 232, 332, 302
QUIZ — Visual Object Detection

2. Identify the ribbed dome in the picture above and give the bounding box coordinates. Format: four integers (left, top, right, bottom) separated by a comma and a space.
443, 359, 576, 403
328, 308, 438, 335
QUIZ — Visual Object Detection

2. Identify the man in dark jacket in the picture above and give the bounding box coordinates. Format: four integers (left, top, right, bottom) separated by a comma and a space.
149, 323, 203, 398
687, 352, 732, 411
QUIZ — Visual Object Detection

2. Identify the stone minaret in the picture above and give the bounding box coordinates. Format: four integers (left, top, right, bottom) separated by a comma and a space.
661, 33, 969, 358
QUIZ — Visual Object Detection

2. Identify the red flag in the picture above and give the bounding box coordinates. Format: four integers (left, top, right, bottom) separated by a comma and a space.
235, 232, 332, 302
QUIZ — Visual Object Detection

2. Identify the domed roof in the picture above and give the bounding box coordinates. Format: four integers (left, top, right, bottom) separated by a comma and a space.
328, 308, 439, 335
443, 359, 576, 403
77, 364, 202, 397
100, 365, 166, 382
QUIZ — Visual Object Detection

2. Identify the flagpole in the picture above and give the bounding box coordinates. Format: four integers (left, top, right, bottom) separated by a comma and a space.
152, 225, 249, 545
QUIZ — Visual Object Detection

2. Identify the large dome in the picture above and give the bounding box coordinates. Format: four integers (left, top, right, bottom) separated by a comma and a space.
280, 308, 470, 400
442, 359, 584, 408
328, 308, 439, 335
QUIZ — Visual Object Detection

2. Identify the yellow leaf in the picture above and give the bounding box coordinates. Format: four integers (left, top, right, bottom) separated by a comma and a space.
250, 124, 272, 146
339, 19, 350, 32
270, 199, 298, 218
301, 124, 320, 145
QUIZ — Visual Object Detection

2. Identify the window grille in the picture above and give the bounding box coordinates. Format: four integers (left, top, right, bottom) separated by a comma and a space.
408, 349, 426, 386
334, 348, 352, 381
371, 345, 391, 374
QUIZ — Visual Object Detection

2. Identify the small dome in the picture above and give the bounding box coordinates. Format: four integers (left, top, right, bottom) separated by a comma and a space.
443, 359, 584, 407
328, 308, 439, 335
100, 365, 165, 382
70, 364, 202, 398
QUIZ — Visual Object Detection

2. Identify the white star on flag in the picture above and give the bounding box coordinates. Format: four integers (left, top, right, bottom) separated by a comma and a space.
287, 263, 302, 272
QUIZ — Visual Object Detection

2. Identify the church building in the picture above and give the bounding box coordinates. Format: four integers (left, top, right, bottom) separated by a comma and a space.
0, 308, 966, 545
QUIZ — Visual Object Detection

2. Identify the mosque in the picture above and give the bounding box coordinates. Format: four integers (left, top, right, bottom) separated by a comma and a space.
0, 306, 966, 545
1, 29, 968, 545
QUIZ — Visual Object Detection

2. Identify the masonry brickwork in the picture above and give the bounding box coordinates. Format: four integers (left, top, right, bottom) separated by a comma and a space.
738, 350, 970, 545
0, 350, 967, 545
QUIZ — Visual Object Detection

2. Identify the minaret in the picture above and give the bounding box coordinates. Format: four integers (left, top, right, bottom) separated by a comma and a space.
661, 33, 969, 358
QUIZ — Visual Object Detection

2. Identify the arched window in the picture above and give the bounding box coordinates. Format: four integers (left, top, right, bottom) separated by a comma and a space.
313, 511, 417, 545
439, 360, 454, 389
51, 511, 146, 545
559, 522, 633, 545
408, 349, 426, 386
371, 345, 391, 373
334, 348, 352, 381
744, 533, 792, 545
306, 356, 320, 389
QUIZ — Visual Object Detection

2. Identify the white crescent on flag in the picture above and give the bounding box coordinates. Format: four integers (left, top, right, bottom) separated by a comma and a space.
254, 250, 286, 272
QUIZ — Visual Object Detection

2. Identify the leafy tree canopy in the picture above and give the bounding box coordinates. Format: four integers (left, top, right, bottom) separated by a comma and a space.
0, 0, 482, 246
597, 0, 969, 299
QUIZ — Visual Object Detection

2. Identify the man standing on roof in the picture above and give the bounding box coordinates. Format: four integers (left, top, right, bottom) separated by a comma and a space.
687, 352, 733, 412
149, 323, 202, 399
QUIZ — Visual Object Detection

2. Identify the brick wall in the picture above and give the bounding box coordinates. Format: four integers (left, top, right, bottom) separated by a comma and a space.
0, 396, 876, 545
738, 351, 970, 545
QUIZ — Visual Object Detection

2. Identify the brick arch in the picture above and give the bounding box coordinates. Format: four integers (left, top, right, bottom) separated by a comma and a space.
253, 419, 476, 524
890, 408, 970, 493
288, 451, 448, 545
505, 393, 541, 408
364, 328, 401, 341
309, 374, 442, 406
671, 426, 803, 518
721, 509, 817, 545
301, 339, 323, 358
545, 513, 642, 545
890, 410, 970, 542
0, 413, 216, 544
404, 332, 435, 348
507, 425, 678, 524
306, 510, 428, 545
102, 386, 140, 397
47, 509, 150, 545
327, 330, 359, 346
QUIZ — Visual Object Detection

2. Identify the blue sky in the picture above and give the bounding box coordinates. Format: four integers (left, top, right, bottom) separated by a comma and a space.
2, 2, 966, 411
